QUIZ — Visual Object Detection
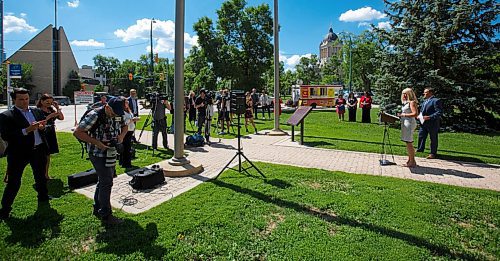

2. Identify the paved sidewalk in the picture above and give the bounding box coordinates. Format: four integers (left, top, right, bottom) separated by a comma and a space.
73, 129, 500, 214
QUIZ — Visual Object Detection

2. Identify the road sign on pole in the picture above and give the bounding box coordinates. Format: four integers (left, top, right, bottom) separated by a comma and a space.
8, 64, 22, 79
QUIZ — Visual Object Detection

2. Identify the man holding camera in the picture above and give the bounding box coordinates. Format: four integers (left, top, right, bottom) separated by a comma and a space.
150, 95, 172, 150
195, 89, 208, 135
73, 97, 128, 225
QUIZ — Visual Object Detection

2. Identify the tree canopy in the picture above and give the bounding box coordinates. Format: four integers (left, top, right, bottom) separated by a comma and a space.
373, 0, 499, 132
193, 0, 273, 91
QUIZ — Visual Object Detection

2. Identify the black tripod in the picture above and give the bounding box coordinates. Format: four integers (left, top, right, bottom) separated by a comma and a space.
380, 122, 396, 165
215, 113, 265, 179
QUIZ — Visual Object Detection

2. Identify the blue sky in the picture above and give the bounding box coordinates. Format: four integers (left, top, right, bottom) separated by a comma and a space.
4, 0, 388, 70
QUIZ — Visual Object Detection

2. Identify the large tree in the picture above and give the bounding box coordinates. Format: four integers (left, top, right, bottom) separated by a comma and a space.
339, 31, 379, 92
373, 0, 499, 132
93, 54, 120, 91
295, 55, 321, 85
194, 0, 273, 91
184, 46, 216, 93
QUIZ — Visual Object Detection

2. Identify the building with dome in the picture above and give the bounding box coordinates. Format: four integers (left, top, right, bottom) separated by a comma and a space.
319, 27, 343, 66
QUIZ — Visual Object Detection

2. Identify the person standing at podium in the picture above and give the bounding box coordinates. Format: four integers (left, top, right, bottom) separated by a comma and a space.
397, 88, 418, 167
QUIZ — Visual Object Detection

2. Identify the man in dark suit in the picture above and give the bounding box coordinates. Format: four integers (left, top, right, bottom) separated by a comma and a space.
0, 88, 51, 220
417, 87, 443, 159
128, 89, 139, 117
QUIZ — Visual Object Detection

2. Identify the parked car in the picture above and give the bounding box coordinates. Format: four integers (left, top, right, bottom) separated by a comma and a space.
53, 96, 71, 106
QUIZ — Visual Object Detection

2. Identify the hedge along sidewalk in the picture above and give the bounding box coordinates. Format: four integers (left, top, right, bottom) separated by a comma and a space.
73, 129, 500, 214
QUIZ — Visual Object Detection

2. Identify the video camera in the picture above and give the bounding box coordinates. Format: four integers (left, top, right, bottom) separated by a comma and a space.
146, 92, 168, 103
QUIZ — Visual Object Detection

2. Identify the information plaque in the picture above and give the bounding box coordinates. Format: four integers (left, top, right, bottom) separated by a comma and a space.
287, 106, 313, 145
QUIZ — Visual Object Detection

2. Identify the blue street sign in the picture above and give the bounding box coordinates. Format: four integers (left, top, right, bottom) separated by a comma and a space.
9, 64, 22, 79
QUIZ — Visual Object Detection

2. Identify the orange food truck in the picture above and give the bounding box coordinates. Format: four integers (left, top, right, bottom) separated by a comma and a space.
298, 85, 343, 108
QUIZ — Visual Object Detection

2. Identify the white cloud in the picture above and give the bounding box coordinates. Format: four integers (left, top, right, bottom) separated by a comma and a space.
279, 53, 312, 71
339, 7, 386, 22
20, 13, 27, 18
114, 18, 198, 54
4, 15, 37, 34
377, 21, 392, 30
70, 39, 105, 47
67, 0, 80, 8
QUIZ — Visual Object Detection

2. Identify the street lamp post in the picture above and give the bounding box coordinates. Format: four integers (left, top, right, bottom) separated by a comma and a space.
269, 0, 286, 136
150, 18, 156, 88
348, 35, 353, 93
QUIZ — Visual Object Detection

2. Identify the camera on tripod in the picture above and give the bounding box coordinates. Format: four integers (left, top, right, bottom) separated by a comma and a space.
146, 92, 168, 103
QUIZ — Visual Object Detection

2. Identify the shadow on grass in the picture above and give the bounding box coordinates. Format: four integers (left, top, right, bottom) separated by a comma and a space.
211, 179, 480, 260
303, 136, 494, 164
409, 165, 484, 178
47, 178, 70, 198
96, 221, 166, 259
5, 202, 63, 248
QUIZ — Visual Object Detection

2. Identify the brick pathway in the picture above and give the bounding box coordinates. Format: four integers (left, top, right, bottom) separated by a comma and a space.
73, 129, 500, 214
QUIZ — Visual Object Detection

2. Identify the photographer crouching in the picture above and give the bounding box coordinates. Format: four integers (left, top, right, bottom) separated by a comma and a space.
147, 92, 172, 150
73, 97, 128, 225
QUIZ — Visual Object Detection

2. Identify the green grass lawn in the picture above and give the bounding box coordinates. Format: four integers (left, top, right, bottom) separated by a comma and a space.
137, 108, 500, 164
0, 135, 498, 259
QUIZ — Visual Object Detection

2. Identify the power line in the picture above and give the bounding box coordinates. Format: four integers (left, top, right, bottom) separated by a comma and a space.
6, 41, 148, 53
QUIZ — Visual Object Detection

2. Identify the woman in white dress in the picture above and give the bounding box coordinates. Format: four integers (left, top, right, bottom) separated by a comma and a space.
397, 88, 419, 167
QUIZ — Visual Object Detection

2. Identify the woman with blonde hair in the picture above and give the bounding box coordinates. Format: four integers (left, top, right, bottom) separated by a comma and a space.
397, 88, 419, 167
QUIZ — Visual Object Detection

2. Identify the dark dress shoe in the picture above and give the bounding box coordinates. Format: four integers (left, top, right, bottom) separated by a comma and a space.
101, 215, 124, 225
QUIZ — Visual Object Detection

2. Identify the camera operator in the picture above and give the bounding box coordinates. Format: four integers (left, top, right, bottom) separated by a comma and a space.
73, 97, 128, 225
194, 89, 210, 138
195, 90, 214, 144
150, 94, 172, 150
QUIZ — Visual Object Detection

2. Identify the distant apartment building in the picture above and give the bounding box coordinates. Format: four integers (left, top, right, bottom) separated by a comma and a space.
319, 27, 343, 66
79, 65, 106, 91
7, 24, 78, 100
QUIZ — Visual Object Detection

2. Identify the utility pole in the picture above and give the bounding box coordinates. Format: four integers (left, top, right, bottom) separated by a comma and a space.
348, 34, 353, 93
1, 0, 4, 63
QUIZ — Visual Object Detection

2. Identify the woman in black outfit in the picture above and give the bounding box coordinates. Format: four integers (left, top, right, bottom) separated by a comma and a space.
347, 92, 358, 122
37, 94, 64, 179
188, 91, 197, 129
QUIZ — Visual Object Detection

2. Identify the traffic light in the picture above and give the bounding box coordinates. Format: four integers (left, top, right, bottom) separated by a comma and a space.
128, 73, 133, 81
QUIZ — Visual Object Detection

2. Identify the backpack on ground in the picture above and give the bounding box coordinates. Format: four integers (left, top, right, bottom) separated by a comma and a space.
185, 133, 205, 147
77, 107, 107, 158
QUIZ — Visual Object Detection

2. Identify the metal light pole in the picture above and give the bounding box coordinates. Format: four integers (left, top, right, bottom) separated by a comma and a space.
150, 18, 156, 88
172, 0, 187, 163
271, 0, 285, 135
1, 0, 4, 63
348, 34, 353, 93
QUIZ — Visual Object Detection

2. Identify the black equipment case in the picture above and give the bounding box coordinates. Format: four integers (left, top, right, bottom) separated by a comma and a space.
128, 166, 165, 190
68, 169, 98, 189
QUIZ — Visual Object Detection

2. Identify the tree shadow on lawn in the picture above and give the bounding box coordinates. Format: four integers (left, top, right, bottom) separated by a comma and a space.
5, 202, 63, 248
96, 220, 166, 259
211, 179, 480, 260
